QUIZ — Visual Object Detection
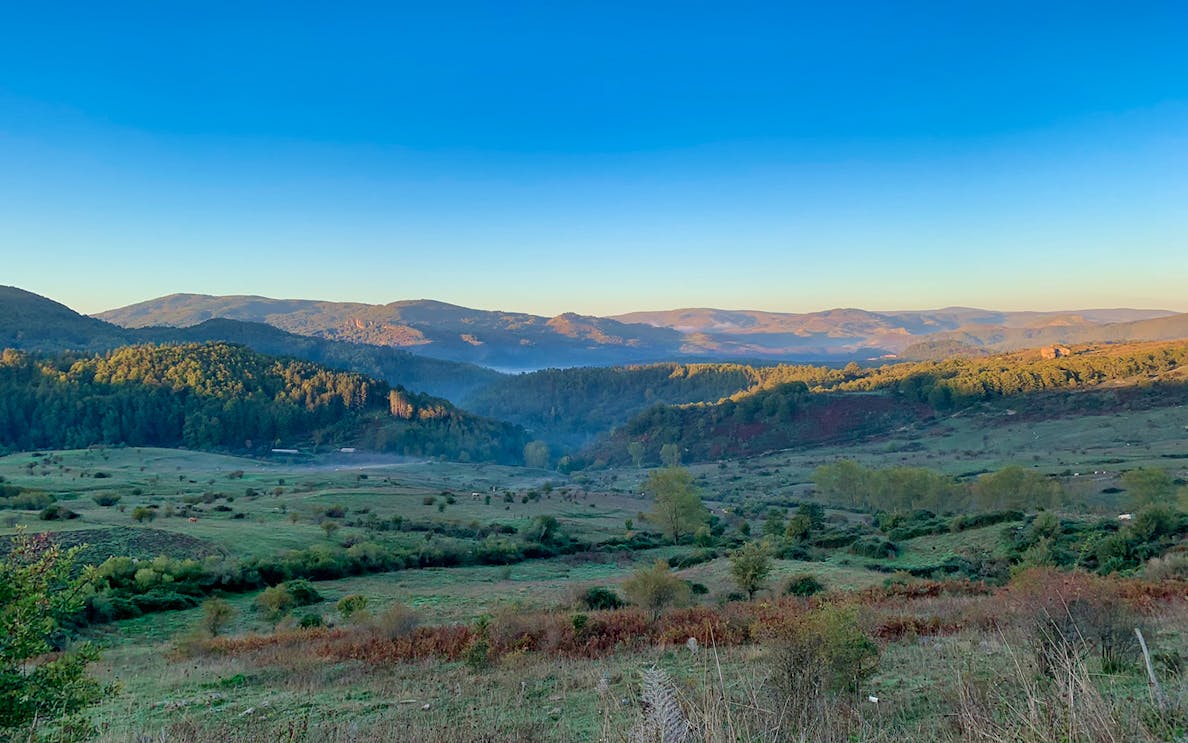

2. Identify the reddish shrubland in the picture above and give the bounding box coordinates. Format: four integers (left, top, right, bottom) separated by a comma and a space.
200, 569, 1187, 669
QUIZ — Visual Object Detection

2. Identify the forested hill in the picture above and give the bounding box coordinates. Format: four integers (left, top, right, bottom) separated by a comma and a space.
0, 286, 129, 351
584, 341, 1188, 466
0, 343, 529, 463
136, 319, 503, 401
461, 363, 773, 449
0, 286, 502, 400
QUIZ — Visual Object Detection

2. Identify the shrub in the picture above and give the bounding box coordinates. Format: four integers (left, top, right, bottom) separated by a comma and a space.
130, 506, 156, 523
91, 492, 121, 507
783, 573, 825, 597
462, 637, 492, 672
256, 585, 295, 622
337, 594, 368, 621
0, 489, 54, 510
370, 603, 420, 640
199, 597, 236, 637
1144, 551, 1188, 580
577, 586, 625, 611
39, 505, 78, 521
298, 613, 324, 629
848, 536, 896, 559
283, 579, 323, 606
729, 541, 772, 599
763, 602, 879, 722
0, 529, 108, 734
622, 560, 692, 619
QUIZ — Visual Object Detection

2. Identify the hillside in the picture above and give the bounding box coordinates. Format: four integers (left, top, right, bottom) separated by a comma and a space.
0, 286, 502, 400
0, 285, 131, 351
459, 363, 768, 449
586, 340, 1188, 465
0, 343, 528, 463
98, 292, 1186, 366
98, 294, 685, 368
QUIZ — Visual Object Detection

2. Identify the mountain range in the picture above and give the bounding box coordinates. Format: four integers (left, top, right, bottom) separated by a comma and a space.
0, 286, 499, 401
95, 293, 1188, 367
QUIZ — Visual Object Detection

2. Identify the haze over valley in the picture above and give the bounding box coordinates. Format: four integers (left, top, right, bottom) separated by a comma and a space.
4, 3, 1188, 742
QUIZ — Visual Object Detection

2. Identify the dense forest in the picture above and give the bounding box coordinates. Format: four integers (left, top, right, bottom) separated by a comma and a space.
0, 343, 528, 463
586, 342, 1188, 465
461, 363, 771, 448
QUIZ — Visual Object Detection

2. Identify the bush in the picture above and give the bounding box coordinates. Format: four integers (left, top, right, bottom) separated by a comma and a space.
622, 560, 692, 619
92, 492, 122, 507
337, 594, 369, 621
1144, 551, 1188, 580
0, 489, 54, 510
763, 603, 879, 719
577, 586, 625, 611
256, 585, 295, 622
298, 613, 324, 629
848, 536, 897, 559
783, 573, 825, 597
283, 579, 323, 606
39, 504, 79, 521
199, 597, 236, 637
370, 603, 420, 640
462, 637, 492, 672
130, 506, 156, 523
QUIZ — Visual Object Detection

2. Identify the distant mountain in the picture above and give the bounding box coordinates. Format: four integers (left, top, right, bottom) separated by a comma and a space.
612, 306, 1182, 358
98, 293, 1185, 367
0, 286, 129, 351
98, 294, 685, 369
0, 286, 501, 400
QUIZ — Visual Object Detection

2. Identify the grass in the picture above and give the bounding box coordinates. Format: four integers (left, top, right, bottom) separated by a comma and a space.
80, 582, 1188, 742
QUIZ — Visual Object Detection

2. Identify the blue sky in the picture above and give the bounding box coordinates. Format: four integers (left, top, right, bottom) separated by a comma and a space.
2, 1, 1187, 315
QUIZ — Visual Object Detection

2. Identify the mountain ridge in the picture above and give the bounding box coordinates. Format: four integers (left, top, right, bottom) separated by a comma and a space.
96, 292, 1187, 366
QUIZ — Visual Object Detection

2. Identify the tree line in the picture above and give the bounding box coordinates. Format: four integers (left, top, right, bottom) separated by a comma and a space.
0, 343, 528, 463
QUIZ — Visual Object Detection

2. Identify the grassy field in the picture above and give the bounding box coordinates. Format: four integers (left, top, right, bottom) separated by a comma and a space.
4, 420, 1187, 741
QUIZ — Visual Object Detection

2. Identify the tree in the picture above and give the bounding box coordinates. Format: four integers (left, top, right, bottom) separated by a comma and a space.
199, 597, 236, 637
729, 540, 772, 600
320, 520, 340, 539
622, 560, 691, 619
972, 465, 1061, 511
627, 441, 645, 468
1122, 468, 1176, 509
523, 440, 550, 469
644, 467, 708, 543
659, 443, 682, 468
1, 530, 107, 736
763, 509, 786, 538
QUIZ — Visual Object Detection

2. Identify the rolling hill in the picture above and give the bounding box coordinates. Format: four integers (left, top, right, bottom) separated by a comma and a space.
98, 294, 685, 369
97, 292, 1186, 366
0, 286, 502, 400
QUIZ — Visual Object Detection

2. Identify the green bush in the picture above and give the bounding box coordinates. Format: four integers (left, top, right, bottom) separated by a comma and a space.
282, 579, 323, 606
577, 586, 625, 610
39, 504, 78, 521
337, 594, 369, 621
783, 573, 825, 597
92, 492, 122, 507
848, 536, 897, 559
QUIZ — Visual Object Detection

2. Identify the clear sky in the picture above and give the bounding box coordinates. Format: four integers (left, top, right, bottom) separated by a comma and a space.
2, 1, 1187, 316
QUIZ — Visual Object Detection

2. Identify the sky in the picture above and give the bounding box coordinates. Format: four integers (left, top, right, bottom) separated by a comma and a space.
2, 1, 1187, 317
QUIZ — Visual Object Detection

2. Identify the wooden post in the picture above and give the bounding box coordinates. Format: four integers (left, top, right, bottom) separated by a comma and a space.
1135, 627, 1166, 709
